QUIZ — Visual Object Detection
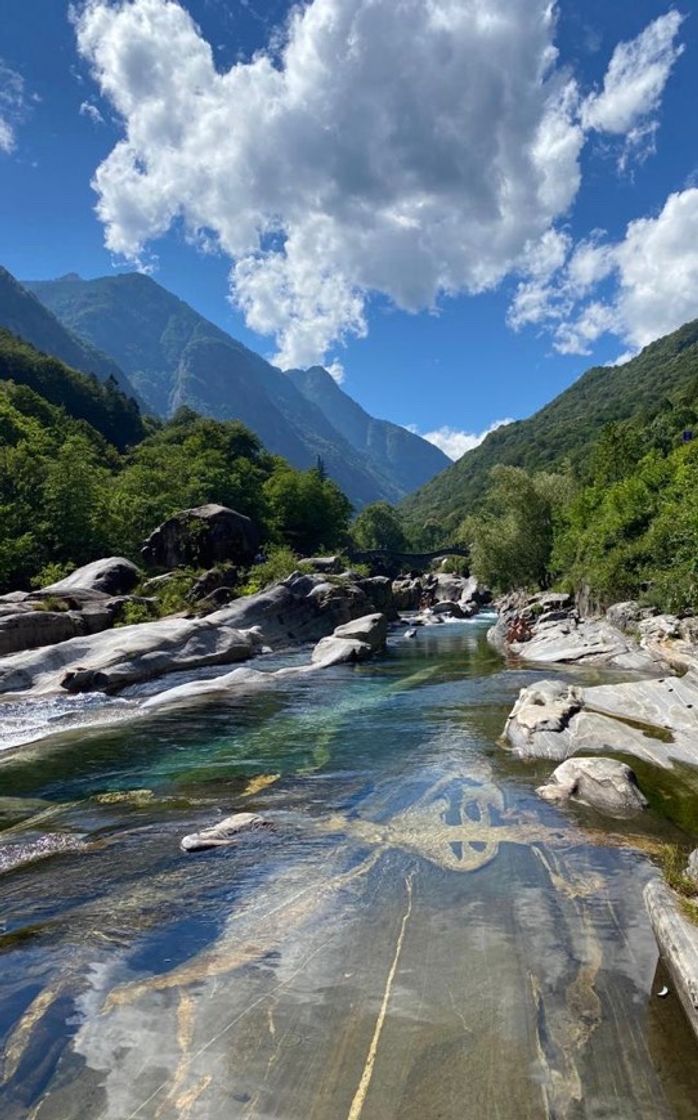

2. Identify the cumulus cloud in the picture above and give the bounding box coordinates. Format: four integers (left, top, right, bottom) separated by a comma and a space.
410, 420, 514, 462
581, 9, 684, 168
73, 1, 685, 370
0, 60, 28, 154
510, 189, 698, 356
74, 0, 587, 368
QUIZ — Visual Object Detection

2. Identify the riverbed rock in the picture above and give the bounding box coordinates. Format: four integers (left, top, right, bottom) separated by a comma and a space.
687, 850, 698, 886
142, 504, 261, 570
0, 616, 263, 696
431, 600, 465, 619
209, 572, 372, 645
536, 757, 648, 816
357, 576, 397, 619
312, 612, 387, 666
43, 557, 140, 597
180, 812, 268, 852
645, 879, 698, 1043
303, 555, 343, 574
505, 681, 583, 758
391, 577, 423, 611
504, 672, 698, 769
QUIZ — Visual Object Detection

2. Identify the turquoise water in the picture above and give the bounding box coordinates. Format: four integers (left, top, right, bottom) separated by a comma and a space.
1, 618, 697, 1119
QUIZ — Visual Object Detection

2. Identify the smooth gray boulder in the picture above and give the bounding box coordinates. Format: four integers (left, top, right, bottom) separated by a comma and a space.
312, 612, 387, 666
142, 504, 260, 570
332, 613, 387, 651
0, 603, 114, 657
688, 850, 698, 886
645, 879, 698, 1043
392, 577, 422, 611
504, 681, 583, 759
181, 812, 268, 852
43, 557, 140, 597
209, 572, 371, 645
537, 757, 648, 816
0, 616, 263, 696
311, 636, 374, 666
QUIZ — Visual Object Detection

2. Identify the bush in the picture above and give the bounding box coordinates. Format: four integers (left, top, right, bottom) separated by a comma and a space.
240, 547, 309, 595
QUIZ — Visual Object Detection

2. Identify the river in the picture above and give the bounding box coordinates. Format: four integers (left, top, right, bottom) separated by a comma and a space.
1, 617, 697, 1119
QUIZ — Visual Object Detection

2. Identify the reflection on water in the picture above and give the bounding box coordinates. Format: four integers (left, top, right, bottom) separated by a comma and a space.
1, 620, 697, 1119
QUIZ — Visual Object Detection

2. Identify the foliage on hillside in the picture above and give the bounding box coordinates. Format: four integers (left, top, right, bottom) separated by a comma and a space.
402, 319, 698, 538
0, 328, 146, 450
0, 362, 353, 592
462, 387, 698, 613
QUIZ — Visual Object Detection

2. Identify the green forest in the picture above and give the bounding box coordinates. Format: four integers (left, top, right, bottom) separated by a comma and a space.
0, 329, 352, 593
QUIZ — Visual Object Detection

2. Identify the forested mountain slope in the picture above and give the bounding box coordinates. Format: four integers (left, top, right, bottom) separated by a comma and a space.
402, 319, 698, 534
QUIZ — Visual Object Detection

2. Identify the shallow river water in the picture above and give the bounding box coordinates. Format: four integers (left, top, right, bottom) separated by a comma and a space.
1, 618, 698, 1120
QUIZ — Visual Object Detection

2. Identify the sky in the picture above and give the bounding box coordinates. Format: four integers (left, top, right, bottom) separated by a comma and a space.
2, 0, 698, 459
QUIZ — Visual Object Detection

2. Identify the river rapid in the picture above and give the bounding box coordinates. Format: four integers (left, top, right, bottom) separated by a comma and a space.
1, 617, 698, 1119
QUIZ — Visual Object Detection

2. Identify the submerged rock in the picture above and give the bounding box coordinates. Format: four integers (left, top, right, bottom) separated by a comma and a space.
180, 812, 268, 852
645, 879, 698, 1043
537, 757, 648, 816
0, 833, 88, 874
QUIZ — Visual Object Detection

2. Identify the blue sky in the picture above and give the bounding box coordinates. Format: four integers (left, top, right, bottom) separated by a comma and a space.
2, 0, 698, 458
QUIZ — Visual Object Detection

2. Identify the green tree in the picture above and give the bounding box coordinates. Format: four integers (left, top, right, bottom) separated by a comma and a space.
264, 465, 351, 554
350, 501, 408, 552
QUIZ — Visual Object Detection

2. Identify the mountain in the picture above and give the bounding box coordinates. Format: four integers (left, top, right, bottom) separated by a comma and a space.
402, 318, 698, 534
287, 365, 450, 494
25, 272, 434, 508
0, 327, 146, 450
0, 267, 138, 402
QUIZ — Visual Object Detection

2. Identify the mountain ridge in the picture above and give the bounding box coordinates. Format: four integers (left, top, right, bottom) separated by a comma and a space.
24, 272, 445, 508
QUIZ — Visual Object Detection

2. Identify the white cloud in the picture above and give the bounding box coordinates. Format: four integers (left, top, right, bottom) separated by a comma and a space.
74, 1, 687, 371
75, 0, 586, 368
411, 420, 515, 461
79, 99, 104, 125
510, 188, 698, 356
581, 10, 684, 169
0, 60, 28, 154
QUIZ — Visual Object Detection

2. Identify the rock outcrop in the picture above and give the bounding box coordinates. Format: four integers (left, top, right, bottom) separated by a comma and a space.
489, 590, 664, 670
0, 616, 263, 696
43, 557, 140, 597
645, 879, 698, 1043
504, 673, 698, 768
142, 504, 261, 570
209, 572, 372, 645
536, 757, 648, 816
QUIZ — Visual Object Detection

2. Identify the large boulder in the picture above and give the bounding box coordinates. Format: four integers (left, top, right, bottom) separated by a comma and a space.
357, 576, 397, 618
312, 612, 388, 666
0, 615, 263, 696
536, 757, 648, 817
43, 557, 140, 597
0, 603, 114, 657
142, 504, 260, 570
504, 681, 583, 758
311, 612, 387, 666
392, 577, 422, 611
210, 572, 371, 645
